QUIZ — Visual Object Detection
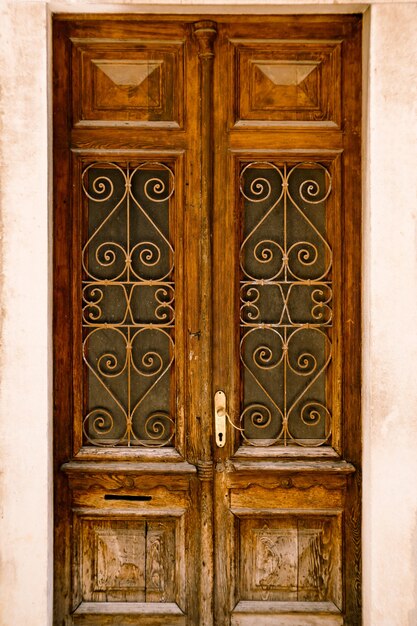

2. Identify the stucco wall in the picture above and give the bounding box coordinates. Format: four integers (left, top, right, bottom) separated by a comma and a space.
364, 4, 417, 625
0, 2, 51, 625
0, 1, 416, 625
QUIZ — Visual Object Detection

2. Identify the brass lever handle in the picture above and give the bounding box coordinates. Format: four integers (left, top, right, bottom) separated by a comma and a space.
214, 390, 226, 447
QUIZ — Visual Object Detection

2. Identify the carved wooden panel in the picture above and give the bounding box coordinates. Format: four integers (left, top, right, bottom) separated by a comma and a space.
145, 521, 176, 602
232, 40, 341, 126
71, 483, 188, 513
94, 527, 145, 593
71, 40, 184, 127
230, 475, 345, 512
78, 518, 176, 603
239, 516, 342, 606
252, 525, 298, 598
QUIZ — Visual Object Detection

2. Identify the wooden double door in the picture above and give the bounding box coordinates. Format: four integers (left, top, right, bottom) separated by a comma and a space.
53, 14, 362, 626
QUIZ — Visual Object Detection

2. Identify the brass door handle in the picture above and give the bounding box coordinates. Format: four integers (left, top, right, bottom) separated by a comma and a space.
214, 390, 226, 447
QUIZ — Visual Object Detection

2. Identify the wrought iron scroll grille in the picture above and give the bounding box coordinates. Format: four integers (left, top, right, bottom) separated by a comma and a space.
239, 162, 333, 447
81, 162, 175, 447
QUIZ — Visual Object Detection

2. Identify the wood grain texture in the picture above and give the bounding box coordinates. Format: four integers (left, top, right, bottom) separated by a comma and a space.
230, 459, 355, 473
74, 517, 179, 603
340, 19, 363, 625
62, 460, 196, 474
74, 602, 184, 614
53, 18, 74, 625
231, 601, 343, 626
71, 38, 185, 127
238, 516, 341, 605
230, 483, 344, 511
193, 20, 218, 626
233, 600, 342, 613
233, 39, 342, 126
73, 602, 186, 625
53, 16, 200, 625
211, 15, 361, 626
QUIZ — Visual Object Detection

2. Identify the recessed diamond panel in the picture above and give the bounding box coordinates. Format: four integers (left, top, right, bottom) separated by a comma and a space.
233, 40, 341, 126
72, 40, 184, 127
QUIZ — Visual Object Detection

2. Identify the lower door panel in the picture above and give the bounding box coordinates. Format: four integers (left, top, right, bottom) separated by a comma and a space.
65, 465, 198, 625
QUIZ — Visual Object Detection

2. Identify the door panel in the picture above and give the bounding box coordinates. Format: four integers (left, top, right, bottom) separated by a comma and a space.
212, 17, 361, 626
54, 14, 361, 626
54, 17, 200, 626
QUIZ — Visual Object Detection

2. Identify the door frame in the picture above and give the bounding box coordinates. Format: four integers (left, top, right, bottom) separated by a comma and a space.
51, 9, 358, 624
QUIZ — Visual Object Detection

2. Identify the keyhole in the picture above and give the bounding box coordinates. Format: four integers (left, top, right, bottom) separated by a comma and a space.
218, 432, 223, 442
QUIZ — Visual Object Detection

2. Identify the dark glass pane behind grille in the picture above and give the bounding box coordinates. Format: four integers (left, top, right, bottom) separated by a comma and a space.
82, 163, 175, 447
240, 163, 332, 446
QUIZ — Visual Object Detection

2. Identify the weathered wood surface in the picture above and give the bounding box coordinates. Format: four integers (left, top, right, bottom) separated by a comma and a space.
193, 20, 218, 626
231, 601, 343, 626
230, 460, 355, 473
53, 14, 361, 625
73, 602, 186, 625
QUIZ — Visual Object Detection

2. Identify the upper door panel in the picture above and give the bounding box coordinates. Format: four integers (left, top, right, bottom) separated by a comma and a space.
71, 37, 185, 128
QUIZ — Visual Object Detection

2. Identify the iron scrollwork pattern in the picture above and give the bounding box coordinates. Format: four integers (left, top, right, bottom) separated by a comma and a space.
240, 161, 333, 446
81, 162, 175, 447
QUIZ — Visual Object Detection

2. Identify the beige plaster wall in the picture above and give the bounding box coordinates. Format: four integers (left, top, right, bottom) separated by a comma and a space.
0, 1, 416, 625
0, 2, 52, 625
363, 4, 417, 625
